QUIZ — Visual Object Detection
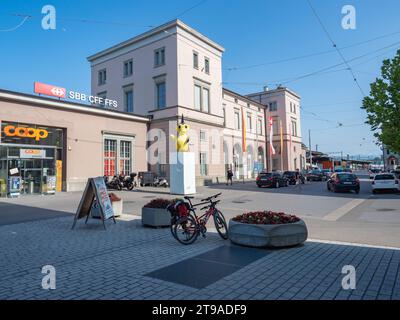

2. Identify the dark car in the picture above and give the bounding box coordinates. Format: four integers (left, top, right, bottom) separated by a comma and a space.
306, 169, 325, 181
283, 171, 297, 185
327, 173, 360, 194
256, 172, 288, 188
321, 169, 333, 180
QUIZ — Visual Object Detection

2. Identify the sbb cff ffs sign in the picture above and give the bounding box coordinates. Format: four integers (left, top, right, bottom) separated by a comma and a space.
34, 82, 66, 98
4, 125, 49, 141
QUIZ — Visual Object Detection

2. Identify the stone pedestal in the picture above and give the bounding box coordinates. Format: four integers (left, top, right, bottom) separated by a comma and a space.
170, 152, 196, 195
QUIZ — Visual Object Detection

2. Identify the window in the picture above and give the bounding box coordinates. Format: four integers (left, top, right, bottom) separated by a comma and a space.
156, 82, 166, 109
154, 48, 165, 67
193, 52, 199, 69
104, 139, 117, 176
194, 83, 210, 112
291, 120, 297, 136
247, 114, 252, 132
234, 111, 240, 130
269, 101, 277, 111
204, 57, 210, 74
257, 118, 263, 135
222, 106, 226, 127
123, 60, 133, 77
293, 104, 296, 114
273, 120, 278, 135
103, 135, 134, 176
124, 87, 134, 113
194, 85, 201, 110
98, 69, 106, 86
200, 130, 206, 141
202, 88, 209, 112
200, 153, 208, 176
119, 140, 132, 175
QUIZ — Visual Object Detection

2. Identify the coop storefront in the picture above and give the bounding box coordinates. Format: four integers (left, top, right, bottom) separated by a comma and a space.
0, 121, 65, 196
0, 89, 149, 196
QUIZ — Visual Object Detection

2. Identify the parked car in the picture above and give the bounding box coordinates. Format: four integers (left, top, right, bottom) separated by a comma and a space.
372, 173, 399, 194
283, 171, 297, 185
256, 172, 288, 188
306, 169, 325, 181
327, 173, 360, 194
321, 169, 333, 180
369, 168, 382, 179
389, 169, 400, 179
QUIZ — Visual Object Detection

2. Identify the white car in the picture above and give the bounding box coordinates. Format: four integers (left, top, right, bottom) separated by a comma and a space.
372, 173, 400, 193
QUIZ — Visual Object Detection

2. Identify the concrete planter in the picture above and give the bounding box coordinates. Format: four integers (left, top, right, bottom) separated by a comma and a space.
141, 207, 170, 227
228, 219, 308, 248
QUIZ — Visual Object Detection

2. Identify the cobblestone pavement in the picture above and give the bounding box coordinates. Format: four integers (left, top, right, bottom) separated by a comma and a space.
0, 215, 399, 300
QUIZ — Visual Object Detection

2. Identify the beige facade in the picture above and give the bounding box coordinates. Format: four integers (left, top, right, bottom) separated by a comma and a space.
0, 90, 148, 193
247, 87, 304, 171
87, 19, 302, 184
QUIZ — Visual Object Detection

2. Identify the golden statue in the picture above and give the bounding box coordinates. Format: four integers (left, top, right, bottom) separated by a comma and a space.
170, 115, 190, 152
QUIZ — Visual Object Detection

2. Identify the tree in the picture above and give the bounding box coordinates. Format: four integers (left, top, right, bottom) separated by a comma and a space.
362, 49, 400, 153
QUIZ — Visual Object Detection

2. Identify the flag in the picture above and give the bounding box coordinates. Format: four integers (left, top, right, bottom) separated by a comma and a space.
241, 107, 247, 152
269, 117, 276, 155
280, 120, 283, 155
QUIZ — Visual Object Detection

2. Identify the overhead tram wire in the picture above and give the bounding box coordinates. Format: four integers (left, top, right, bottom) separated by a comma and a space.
306, 0, 366, 96
0, 15, 31, 32
223, 29, 400, 71
222, 40, 400, 88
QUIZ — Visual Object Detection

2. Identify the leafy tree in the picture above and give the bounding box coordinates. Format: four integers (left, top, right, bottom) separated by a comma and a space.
362, 49, 400, 153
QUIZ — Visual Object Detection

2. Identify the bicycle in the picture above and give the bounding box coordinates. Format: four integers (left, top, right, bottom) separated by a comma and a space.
170, 193, 228, 245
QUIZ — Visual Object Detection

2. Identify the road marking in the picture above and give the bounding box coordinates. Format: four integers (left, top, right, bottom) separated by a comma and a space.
323, 199, 366, 221
308, 238, 400, 250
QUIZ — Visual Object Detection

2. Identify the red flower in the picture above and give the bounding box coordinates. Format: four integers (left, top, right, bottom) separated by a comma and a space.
232, 211, 300, 225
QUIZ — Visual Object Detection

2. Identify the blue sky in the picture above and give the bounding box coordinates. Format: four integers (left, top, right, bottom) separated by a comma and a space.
1, 0, 399, 157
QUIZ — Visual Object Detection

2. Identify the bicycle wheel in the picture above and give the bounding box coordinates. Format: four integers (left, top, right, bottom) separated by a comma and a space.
173, 215, 198, 245
213, 210, 228, 240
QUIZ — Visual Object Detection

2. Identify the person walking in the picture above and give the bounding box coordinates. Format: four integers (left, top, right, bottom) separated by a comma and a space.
226, 168, 233, 186
295, 168, 303, 191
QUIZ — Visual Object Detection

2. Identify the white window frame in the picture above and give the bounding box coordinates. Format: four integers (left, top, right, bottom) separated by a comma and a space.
193, 51, 199, 69
103, 134, 135, 176
154, 47, 165, 67
234, 110, 240, 130
123, 59, 133, 77
123, 85, 134, 113
269, 101, 277, 112
194, 81, 210, 113
155, 81, 166, 109
98, 69, 106, 86
204, 57, 210, 74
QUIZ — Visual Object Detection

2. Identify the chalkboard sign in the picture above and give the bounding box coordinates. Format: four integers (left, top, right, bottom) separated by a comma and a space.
72, 177, 116, 230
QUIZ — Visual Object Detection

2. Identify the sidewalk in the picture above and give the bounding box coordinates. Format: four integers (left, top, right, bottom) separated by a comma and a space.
0, 214, 399, 300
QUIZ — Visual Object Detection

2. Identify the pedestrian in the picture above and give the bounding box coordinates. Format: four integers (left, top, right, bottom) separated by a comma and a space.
226, 168, 233, 186
295, 168, 303, 191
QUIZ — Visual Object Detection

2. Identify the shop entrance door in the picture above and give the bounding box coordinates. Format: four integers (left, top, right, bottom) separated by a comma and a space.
22, 159, 43, 194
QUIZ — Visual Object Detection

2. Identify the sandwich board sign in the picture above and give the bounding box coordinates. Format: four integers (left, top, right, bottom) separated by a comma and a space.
71, 177, 116, 230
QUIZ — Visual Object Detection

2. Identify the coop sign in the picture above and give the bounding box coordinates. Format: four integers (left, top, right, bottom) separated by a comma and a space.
34, 82, 118, 108
4, 125, 49, 141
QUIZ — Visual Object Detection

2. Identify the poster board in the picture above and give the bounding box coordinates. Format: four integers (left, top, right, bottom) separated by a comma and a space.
71, 177, 115, 229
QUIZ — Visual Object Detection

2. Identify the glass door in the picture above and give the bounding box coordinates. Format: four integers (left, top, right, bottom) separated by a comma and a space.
21, 159, 43, 194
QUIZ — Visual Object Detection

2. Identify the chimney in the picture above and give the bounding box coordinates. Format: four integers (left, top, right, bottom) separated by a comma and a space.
263, 86, 269, 92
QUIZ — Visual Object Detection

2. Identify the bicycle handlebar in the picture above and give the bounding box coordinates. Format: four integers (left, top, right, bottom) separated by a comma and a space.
201, 192, 222, 202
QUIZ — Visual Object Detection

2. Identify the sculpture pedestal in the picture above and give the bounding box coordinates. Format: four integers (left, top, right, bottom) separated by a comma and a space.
170, 152, 196, 195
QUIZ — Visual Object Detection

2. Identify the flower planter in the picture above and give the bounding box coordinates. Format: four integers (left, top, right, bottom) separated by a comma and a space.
141, 207, 170, 227
228, 219, 308, 248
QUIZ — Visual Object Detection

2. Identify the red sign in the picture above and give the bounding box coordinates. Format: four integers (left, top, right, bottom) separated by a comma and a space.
34, 82, 66, 98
